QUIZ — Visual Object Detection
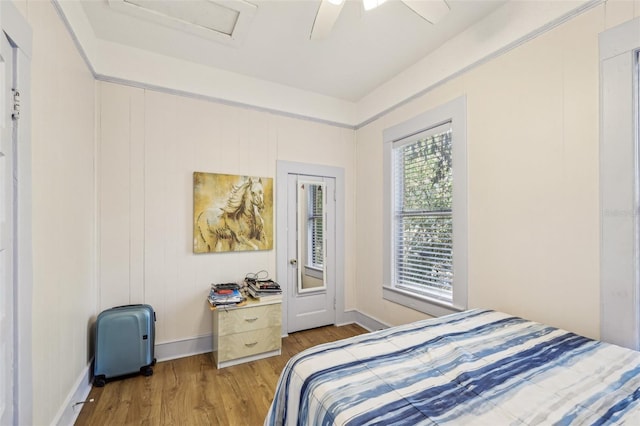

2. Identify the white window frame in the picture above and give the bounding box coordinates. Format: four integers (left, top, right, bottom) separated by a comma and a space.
383, 96, 468, 317
599, 17, 640, 350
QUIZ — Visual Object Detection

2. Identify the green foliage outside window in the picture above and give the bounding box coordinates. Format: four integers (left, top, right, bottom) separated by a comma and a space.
396, 129, 453, 293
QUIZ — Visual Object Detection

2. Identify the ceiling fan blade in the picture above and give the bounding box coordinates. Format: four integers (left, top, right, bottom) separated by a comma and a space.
310, 0, 346, 40
401, 0, 450, 24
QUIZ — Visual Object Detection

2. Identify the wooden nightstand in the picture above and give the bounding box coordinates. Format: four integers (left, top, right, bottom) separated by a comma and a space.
211, 299, 282, 369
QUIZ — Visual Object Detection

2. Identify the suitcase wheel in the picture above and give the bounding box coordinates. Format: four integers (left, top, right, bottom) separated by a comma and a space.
141, 365, 154, 377
94, 375, 107, 387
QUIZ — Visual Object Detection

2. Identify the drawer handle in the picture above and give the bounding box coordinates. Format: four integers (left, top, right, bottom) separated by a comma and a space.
244, 317, 258, 322
245, 341, 258, 347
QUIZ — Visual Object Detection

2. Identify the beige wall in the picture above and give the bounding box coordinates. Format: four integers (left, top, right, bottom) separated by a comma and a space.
355, 3, 640, 339
19, 0, 97, 424
14, 0, 640, 423
98, 83, 356, 345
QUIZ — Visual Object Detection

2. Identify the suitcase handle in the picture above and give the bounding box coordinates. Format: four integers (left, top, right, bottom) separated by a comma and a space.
111, 304, 156, 322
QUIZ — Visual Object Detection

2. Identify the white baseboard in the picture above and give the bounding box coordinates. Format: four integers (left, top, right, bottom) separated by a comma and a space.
54, 362, 93, 426
347, 309, 391, 332
336, 309, 356, 326
154, 334, 213, 362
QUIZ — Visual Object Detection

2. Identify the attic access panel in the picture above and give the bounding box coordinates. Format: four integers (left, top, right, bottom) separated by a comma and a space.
108, 0, 257, 47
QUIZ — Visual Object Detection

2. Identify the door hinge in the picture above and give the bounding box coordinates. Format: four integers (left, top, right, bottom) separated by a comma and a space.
11, 89, 20, 121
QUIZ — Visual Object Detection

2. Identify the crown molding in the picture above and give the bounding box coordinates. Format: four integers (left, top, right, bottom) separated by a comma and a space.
52, 0, 601, 130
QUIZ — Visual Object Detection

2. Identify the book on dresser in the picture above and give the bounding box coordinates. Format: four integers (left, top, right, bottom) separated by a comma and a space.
246, 285, 282, 302
208, 283, 245, 307
245, 278, 282, 301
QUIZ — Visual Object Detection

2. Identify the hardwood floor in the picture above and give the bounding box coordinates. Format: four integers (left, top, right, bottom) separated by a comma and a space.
75, 323, 367, 426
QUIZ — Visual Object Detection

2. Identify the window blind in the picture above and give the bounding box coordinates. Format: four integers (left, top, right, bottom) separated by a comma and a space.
393, 123, 453, 297
308, 185, 324, 268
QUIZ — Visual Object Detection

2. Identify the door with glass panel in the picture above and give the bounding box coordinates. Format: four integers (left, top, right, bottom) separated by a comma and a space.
286, 174, 336, 333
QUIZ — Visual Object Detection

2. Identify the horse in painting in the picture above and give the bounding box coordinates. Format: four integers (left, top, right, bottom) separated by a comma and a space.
196, 178, 266, 252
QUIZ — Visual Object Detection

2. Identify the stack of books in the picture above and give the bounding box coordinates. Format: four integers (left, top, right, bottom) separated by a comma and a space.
245, 278, 282, 302
208, 283, 245, 307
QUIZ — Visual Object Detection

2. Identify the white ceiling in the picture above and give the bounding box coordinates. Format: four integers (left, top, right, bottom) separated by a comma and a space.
79, 0, 507, 102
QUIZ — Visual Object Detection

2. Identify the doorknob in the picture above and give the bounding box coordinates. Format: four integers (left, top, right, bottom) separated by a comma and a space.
289, 259, 298, 266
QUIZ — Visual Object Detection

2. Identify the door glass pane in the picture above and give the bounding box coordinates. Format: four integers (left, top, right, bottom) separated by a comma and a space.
297, 181, 326, 293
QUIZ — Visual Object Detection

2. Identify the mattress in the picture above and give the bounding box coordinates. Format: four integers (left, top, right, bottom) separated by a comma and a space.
266, 309, 640, 425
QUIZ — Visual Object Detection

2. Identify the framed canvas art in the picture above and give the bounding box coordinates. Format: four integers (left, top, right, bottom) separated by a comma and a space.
193, 172, 273, 253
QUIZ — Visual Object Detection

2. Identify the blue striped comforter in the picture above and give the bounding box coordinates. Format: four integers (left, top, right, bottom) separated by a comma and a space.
265, 309, 640, 425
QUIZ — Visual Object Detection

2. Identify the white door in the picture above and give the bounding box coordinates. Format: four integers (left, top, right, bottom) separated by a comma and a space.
286, 174, 336, 333
0, 32, 15, 425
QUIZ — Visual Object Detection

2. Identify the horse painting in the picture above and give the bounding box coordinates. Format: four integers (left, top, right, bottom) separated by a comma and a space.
194, 174, 272, 253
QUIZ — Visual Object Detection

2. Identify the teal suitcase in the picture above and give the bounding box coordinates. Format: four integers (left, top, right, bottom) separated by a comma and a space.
93, 304, 156, 387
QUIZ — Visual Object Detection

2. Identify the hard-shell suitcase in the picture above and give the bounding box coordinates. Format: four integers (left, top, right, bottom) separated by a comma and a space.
93, 304, 156, 387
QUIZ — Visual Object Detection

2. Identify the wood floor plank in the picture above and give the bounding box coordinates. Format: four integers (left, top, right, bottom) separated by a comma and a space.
75, 324, 367, 426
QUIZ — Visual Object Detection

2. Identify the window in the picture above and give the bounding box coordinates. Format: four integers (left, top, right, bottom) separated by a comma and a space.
393, 123, 453, 298
383, 96, 467, 317
307, 184, 324, 269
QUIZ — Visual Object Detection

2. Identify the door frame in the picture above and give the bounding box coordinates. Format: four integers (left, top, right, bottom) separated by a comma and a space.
276, 161, 346, 336
1, 2, 33, 425
599, 17, 640, 349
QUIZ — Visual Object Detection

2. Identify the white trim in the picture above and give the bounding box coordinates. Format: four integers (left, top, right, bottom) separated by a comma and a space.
382, 96, 467, 317
382, 285, 463, 317
154, 335, 213, 362
51, 0, 601, 128
50, 0, 94, 75
1, 2, 32, 57
345, 309, 391, 332
95, 74, 357, 130
599, 17, 640, 350
52, 363, 92, 426
599, 16, 640, 61
1, 3, 32, 425
14, 46, 33, 426
97, 38, 357, 127
335, 309, 356, 327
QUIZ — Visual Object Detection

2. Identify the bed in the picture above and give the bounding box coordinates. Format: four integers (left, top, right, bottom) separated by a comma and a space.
266, 309, 640, 425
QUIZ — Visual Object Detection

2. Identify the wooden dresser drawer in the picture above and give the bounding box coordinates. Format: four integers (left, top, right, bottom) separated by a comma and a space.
216, 303, 281, 335
211, 299, 282, 368
216, 326, 281, 363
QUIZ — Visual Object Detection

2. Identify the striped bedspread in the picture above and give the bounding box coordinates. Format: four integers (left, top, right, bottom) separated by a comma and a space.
265, 309, 640, 425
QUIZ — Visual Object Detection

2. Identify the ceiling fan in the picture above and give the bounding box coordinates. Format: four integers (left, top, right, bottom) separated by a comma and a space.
310, 0, 451, 40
